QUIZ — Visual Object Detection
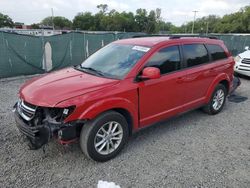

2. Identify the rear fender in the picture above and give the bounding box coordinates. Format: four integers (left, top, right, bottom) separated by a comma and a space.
205, 73, 230, 103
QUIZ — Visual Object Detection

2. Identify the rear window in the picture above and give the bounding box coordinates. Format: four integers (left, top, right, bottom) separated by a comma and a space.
183, 44, 209, 67
206, 44, 228, 61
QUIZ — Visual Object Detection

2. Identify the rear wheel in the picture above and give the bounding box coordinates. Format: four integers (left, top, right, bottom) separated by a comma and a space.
80, 111, 129, 162
203, 84, 227, 115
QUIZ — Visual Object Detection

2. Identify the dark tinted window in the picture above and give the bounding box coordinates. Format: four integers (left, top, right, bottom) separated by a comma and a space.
146, 46, 181, 74
207, 44, 227, 61
183, 44, 209, 67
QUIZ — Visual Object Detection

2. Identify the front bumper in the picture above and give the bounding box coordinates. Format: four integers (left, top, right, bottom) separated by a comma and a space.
13, 104, 83, 149
234, 60, 250, 77
14, 111, 39, 139
14, 109, 54, 149
234, 68, 250, 77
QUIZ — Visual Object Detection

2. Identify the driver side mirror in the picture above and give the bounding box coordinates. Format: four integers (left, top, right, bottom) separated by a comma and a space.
139, 67, 161, 81
245, 46, 249, 51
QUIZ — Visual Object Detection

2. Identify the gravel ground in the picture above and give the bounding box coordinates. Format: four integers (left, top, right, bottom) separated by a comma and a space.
0, 76, 250, 188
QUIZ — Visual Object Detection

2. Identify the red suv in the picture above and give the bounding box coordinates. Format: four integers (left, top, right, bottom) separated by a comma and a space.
14, 36, 235, 162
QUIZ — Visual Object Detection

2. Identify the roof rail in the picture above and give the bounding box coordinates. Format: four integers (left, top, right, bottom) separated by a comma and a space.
132, 34, 218, 40
168, 35, 218, 40
132, 34, 169, 38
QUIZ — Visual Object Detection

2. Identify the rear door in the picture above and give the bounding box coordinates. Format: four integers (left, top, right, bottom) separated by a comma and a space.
138, 45, 186, 127
180, 43, 214, 110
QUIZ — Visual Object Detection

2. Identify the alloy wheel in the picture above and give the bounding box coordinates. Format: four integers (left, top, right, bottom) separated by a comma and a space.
94, 121, 123, 155
212, 89, 225, 111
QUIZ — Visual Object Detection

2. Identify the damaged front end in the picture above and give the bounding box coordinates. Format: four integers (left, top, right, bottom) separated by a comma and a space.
13, 99, 83, 150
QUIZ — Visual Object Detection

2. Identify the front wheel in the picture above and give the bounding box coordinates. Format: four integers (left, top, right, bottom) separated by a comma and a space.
80, 111, 129, 162
203, 84, 227, 115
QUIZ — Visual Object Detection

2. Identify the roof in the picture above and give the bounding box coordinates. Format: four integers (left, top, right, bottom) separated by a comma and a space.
115, 37, 171, 47
114, 36, 222, 47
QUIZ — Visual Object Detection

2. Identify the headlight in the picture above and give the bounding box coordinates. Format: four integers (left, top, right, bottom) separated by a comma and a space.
234, 55, 241, 62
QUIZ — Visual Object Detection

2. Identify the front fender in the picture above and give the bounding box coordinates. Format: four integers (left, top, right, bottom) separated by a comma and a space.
79, 97, 139, 130
205, 73, 230, 103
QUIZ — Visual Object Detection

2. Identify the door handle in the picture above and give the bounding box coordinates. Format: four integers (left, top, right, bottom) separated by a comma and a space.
177, 77, 185, 83
204, 68, 214, 76
209, 68, 215, 72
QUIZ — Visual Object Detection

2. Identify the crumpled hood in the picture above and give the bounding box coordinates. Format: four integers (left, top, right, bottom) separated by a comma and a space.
20, 67, 119, 107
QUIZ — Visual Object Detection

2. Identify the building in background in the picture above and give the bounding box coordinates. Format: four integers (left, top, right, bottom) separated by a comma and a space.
0, 28, 66, 36
0, 23, 69, 36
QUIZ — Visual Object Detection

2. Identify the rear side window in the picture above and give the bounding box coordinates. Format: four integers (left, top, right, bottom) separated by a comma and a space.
183, 44, 209, 67
146, 46, 181, 74
207, 44, 227, 61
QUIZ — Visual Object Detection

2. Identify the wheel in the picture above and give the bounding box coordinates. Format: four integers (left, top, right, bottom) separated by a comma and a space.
80, 111, 129, 162
203, 84, 227, 115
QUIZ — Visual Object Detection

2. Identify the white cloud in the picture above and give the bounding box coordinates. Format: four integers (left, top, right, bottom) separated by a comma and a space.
0, 0, 249, 26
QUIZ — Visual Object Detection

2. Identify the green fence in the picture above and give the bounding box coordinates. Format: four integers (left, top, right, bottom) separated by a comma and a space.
45, 33, 115, 71
0, 31, 249, 78
0, 31, 145, 78
0, 32, 44, 78
212, 34, 250, 56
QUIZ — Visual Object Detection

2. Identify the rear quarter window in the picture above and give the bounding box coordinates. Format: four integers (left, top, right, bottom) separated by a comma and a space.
206, 44, 228, 61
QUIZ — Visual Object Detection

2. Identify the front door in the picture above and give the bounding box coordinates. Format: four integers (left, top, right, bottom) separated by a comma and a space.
138, 45, 186, 127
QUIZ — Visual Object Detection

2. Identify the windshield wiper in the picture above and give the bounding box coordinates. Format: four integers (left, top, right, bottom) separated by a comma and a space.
79, 66, 105, 77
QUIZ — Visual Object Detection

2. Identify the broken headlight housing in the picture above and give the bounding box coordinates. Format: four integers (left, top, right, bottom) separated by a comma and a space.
47, 106, 75, 122
34, 106, 75, 124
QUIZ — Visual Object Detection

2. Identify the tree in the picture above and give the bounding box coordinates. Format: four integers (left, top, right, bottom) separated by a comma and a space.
241, 6, 250, 32
99, 10, 137, 32
73, 12, 95, 30
134, 8, 163, 33
146, 10, 157, 33
71, 4, 250, 34
155, 8, 162, 23
97, 4, 108, 14
135, 9, 148, 32
169, 5, 250, 34
41, 16, 72, 29
30, 23, 40, 29
0, 13, 14, 28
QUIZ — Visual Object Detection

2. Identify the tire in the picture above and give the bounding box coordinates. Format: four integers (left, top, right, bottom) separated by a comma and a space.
203, 84, 227, 115
80, 111, 129, 162
234, 72, 242, 78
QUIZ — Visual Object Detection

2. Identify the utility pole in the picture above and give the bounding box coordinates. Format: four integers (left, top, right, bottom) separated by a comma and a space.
191, 10, 198, 34
206, 21, 209, 35
51, 8, 55, 33
184, 22, 187, 33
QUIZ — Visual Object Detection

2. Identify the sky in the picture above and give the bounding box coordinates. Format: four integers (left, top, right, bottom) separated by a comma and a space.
0, 0, 249, 26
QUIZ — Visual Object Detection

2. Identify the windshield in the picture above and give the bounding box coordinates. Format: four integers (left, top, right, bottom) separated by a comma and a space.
78, 44, 149, 79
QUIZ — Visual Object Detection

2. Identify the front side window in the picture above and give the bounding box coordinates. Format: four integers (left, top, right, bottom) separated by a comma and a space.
78, 44, 148, 79
146, 46, 181, 74
183, 44, 209, 67
207, 44, 227, 61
